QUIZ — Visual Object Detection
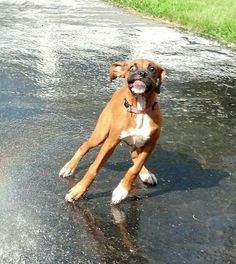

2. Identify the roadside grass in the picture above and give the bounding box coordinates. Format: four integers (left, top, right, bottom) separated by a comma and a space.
107, 0, 236, 45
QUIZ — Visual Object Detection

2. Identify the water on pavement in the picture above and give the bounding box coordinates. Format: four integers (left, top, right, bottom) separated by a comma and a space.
0, 0, 235, 263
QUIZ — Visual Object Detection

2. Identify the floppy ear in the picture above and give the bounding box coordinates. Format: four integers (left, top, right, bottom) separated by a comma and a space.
109, 61, 127, 81
155, 64, 166, 94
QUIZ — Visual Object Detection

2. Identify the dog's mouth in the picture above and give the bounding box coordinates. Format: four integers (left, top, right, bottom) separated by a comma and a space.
128, 79, 147, 95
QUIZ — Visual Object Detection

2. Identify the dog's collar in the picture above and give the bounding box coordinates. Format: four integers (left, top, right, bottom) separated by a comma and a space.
124, 98, 158, 114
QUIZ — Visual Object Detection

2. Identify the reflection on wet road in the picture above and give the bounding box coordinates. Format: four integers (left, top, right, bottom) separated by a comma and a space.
0, 0, 235, 263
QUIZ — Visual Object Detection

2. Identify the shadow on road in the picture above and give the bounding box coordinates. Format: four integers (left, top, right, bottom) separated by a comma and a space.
63, 146, 229, 262
64, 145, 228, 201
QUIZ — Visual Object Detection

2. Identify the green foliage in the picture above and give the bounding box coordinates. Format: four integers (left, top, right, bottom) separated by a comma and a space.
108, 0, 236, 44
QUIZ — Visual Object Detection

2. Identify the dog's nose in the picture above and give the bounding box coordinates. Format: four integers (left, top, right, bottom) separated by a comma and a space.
139, 71, 147, 78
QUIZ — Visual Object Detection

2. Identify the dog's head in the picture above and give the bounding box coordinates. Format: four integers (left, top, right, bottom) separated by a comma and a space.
109, 59, 166, 95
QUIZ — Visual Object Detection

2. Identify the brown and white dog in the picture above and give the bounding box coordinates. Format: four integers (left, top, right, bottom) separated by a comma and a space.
59, 59, 166, 204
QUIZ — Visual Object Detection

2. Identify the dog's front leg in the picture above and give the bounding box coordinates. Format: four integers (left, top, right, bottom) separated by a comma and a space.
112, 141, 157, 204
65, 136, 119, 202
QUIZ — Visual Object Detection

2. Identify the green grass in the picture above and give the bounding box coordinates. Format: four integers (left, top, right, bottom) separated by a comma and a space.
107, 0, 236, 45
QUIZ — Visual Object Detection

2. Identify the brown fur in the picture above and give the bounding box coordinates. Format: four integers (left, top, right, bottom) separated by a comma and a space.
59, 59, 165, 203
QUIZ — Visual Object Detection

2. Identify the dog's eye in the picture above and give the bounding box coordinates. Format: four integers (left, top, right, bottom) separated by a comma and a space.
149, 67, 156, 72
129, 65, 137, 72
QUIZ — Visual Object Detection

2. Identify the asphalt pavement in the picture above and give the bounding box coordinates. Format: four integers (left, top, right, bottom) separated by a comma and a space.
0, 0, 235, 263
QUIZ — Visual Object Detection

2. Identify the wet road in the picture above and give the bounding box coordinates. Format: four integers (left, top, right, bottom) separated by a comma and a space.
0, 0, 236, 263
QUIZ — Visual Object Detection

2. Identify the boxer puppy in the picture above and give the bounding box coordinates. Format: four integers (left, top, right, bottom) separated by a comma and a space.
59, 59, 165, 204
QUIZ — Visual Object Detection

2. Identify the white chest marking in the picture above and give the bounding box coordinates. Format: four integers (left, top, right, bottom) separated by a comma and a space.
120, 97, 151, 148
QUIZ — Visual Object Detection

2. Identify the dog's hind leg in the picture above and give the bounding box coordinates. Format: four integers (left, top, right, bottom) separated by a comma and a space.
65, 135, 120, 201
131, 148, 157, 185
59, 110, 110, 178
112, 142, 157, 204
131, 148, 158, 185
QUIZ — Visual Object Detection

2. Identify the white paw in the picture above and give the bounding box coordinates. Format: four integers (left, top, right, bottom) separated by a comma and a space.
65, 193, 74, 202
59, 167, 74, 178
139, 172, 157, 185
111, 181, 128, 204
